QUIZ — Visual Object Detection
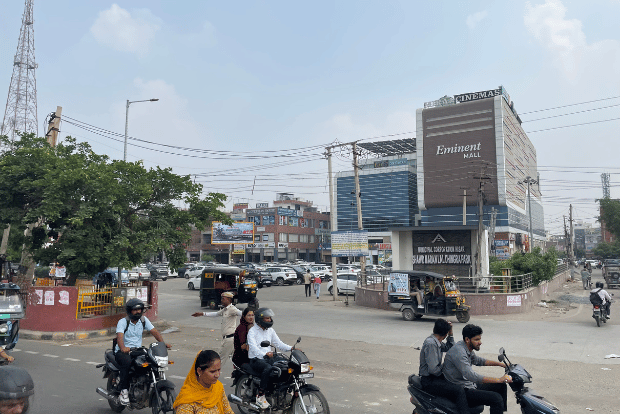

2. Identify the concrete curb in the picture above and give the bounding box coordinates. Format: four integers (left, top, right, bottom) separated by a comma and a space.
21, 319, 169, 342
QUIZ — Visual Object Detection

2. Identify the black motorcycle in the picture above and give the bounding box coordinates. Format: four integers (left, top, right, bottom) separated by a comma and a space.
230, 337, 329, 414
95, 342, 175, 413
407, 348, 559, 414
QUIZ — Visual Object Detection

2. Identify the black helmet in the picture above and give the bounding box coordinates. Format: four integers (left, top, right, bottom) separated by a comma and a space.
596, 281, 604, 289
0, 366, 34, 410
125, 298, 145, 321
255, 308, 275, 329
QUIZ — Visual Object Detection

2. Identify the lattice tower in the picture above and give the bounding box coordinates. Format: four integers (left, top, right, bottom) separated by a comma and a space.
601, 173, 611, 199
0, 0, 38, 150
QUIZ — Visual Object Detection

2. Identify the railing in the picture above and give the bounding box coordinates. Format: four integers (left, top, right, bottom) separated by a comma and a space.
76, 286, 113, 318
457, 273, 533, 294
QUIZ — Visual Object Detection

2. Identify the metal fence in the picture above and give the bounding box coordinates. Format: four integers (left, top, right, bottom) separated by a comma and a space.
457, 273, 533, 294
76, 286, 113, 318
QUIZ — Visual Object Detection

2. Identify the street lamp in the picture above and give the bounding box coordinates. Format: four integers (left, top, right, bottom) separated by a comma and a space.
124, 98, 159, 161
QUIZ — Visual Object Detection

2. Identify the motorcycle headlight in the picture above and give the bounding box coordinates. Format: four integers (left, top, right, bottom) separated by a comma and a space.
0, 325, 8, 334
154, 356, 169, 367
300, 363, 311, 373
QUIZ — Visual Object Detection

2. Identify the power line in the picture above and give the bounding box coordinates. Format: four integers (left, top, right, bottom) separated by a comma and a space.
519, 95, 620, 115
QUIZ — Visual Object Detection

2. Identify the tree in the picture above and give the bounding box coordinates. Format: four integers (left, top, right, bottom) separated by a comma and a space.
489, 247, 557, 286
599, 198, 620, 239
592, 241, 620, 259
0, 134, 231, 285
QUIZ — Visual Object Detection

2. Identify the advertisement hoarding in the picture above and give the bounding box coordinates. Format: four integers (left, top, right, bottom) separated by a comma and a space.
331, 230, 369, 257
388, 273, 410, 296
211, 222, 254, 244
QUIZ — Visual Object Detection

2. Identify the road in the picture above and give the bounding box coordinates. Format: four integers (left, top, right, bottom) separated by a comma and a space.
12, 269, 620, 413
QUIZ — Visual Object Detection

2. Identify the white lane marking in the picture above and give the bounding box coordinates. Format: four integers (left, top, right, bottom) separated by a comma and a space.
24, 351, 39, 354
86, 361, 100, 365
64, 358, 80, 362
43, 354, 59, 358
169, 375, 186, 380
11, 349, 20, 352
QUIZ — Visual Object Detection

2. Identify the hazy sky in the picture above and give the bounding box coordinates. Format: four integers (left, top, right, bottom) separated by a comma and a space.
1, 0, 619, 235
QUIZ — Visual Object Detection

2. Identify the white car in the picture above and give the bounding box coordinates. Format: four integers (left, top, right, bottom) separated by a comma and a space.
187, 275, 201, 290
310, 265, 331, 279
337, 265, 360, 274
129, 266, 151, 280
326, 273, 357, 296
264, 266, 297, 286
186, 265, 207, 278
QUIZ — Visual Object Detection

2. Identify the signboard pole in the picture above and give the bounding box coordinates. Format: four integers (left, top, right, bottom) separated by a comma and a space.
352, 142, 367, 283
327, 147, 338, 299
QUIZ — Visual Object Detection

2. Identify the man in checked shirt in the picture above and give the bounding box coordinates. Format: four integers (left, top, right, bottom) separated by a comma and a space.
443, 324, 512, 414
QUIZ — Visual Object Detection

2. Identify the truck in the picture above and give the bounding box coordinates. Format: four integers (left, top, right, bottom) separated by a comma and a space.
602, 259, 620, 289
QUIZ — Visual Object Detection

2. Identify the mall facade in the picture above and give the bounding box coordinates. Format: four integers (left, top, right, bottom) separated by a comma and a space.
335, 86, 545, 276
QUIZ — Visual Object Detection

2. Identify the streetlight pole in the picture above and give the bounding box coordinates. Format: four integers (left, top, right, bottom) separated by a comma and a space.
124, 98, 159, 161
522, 176, 538, 253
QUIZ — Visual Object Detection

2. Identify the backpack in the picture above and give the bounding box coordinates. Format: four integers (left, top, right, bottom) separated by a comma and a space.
112, 316, 146, 350
589, 288, 603, 306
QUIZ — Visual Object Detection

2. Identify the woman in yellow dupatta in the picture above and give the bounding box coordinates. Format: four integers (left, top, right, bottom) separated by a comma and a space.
173, 350, 234, 414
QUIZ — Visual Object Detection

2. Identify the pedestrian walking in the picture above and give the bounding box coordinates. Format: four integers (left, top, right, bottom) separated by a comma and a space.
314, 275, 322, 299
192, 292, 242, 367
304, 269, 312, 297
581, 266, 591, 290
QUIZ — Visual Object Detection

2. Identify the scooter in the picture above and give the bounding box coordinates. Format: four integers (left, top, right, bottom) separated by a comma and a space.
407, 348, 560, 414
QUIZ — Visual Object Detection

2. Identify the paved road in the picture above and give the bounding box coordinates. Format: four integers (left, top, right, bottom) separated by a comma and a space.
12, 270, 620, 413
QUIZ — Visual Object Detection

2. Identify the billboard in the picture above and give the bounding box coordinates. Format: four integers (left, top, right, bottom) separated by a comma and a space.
331, 230, 369, 257
211, 222, 254, 244
233, 203, 249, 211
411, 231, 472, 277
420, 98, 499, 209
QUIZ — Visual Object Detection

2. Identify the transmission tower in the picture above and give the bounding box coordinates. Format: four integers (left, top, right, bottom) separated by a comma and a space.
601, 173, 611, 199
1, 0, 38, 149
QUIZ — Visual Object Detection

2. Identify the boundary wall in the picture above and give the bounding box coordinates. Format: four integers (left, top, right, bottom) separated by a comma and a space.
355, 270, 570, 315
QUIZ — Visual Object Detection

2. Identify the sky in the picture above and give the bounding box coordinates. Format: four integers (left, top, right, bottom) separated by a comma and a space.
1, 0, 619, 236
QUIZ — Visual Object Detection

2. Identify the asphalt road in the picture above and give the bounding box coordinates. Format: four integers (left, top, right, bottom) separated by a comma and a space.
11, 270, 620, 414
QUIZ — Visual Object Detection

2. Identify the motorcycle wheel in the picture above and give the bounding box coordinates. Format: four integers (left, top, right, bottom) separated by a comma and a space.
456, 311, 470, 323
291, 390, 330, 414
106, 375, 126, 413
234, 375, 253, 414
402, 308, 415, 321
595, 315, 601, 327
150, 388, 175, 414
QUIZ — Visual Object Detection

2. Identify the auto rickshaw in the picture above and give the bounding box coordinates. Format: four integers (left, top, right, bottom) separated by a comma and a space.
199, 266, 259, 309
0, 283, 25, 352
388, 270, 471, 323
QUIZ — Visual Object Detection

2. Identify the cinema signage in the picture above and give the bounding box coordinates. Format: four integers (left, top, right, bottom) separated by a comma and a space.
454, 88, 501, 103
436, 142, 482, 159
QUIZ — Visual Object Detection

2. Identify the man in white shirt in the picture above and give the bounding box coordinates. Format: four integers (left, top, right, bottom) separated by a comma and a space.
247, 308, 292, 409
192, 291, 242, 366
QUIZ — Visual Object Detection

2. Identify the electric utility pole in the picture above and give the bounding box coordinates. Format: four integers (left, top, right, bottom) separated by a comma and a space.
522, 176, 538, 253
473, 167, 491, 277
569, 204, 575, 262
326, 147, 338, 299
352, 142, 366, 283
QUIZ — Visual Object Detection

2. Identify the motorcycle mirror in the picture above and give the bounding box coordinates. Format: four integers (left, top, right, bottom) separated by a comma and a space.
260, 340, 271, 347
499, 347, 505, 355
296, 336, 301, 343
498, 354, 505, 363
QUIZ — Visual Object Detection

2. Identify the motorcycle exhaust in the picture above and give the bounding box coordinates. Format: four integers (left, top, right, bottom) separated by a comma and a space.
96, 387, 117, 403
227, 394, 261, 411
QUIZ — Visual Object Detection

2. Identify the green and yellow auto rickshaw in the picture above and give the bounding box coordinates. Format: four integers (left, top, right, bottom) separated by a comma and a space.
199, 266, 259, 309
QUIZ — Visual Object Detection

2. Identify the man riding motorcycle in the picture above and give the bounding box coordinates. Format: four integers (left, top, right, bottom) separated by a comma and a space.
246, 308, 292, 409
115, 298, 171, 405
0, 366, 34, 414
591, 282, 613, 319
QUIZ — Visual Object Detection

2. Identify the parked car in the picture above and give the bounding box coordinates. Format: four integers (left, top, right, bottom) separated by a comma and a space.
310, 265, 332, 282
146, 264, 168, 281
253, 271, 273, 287
337, 265, 359, 274
187, 275, 201, 290
186, 265, 207, 279
177, 263, 193, 279
264, 266, 297, 286
93, 269, 130, 287
129, 266, 151, 280
326, 273, 357, 296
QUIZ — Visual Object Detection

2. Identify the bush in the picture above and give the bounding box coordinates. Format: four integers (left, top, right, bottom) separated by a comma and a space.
489, 247, 558, 286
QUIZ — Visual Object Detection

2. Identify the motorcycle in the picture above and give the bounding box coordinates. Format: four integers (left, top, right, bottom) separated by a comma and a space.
407, 348, 560, 414
230, 337, 329, 414
498, 347, 560, 414
592, 303, 607, 327
95, 342, 176, 413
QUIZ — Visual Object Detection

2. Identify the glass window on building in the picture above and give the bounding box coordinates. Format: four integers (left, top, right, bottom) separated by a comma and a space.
289, 234, 299, 243
299, 234, 308, 243
266, 233, 274, 242
202, 234, 211, 244
255, 234, 261, 242
280, 233, 288, 242
262, 234, 269, 241
309, 235, 315, 243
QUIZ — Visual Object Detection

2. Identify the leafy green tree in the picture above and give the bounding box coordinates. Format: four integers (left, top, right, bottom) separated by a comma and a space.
201, 254, 215, 262
0, 134, 231, 285
599, 198, 620, 240
489, 247, 557, 286
592, 241, 620, 259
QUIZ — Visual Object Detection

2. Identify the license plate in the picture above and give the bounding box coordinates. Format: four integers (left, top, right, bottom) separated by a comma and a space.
299, 373, 314, 379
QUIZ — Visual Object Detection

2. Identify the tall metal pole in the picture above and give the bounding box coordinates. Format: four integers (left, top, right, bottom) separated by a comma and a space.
327, 147, 338, 298
527, 179, 533, 253
352, 142, 366, 281
569, 204, 574, 261
123, 100, 129, 161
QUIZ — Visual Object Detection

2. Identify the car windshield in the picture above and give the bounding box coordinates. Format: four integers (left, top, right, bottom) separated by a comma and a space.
0, 291, 23, 314
444, 280, 458, 292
